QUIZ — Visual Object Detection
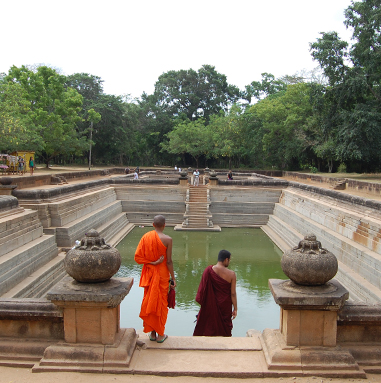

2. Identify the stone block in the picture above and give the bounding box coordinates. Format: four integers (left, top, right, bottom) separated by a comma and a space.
47, 277, 133, 345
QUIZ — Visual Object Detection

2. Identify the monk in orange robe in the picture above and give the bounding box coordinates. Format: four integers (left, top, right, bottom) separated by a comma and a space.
134, 215, 176, 343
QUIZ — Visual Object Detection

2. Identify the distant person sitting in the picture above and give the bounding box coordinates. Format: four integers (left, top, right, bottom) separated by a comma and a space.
227, 170, 233, 180
125, 167, 130, 174
193, 250, 237, 337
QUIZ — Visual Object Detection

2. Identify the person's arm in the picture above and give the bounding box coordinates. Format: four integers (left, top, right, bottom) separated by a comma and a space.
149, 256, 164, 265
166, 238, 176, 287
231, 272, 237, 319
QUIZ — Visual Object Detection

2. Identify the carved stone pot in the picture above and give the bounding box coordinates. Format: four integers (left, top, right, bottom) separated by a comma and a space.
64, 229, 121, 283
0, 177, 12, 185
281, 234, 338, 286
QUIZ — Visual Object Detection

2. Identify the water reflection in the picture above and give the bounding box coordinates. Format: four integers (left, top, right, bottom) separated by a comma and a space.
116, 227, 287, 337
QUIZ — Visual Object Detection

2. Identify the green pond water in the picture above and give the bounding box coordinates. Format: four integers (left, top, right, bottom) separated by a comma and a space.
116, 227, 287, 337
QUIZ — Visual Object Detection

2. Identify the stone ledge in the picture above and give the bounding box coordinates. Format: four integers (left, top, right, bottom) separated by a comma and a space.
0, 298, 62, 319
269, 279, 349, 311
47, 277, 133, 307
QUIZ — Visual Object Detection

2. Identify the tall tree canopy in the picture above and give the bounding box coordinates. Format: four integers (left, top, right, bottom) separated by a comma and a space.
153, 65, 241, 122
4, 65, 85, 167
309, 0, 381, 171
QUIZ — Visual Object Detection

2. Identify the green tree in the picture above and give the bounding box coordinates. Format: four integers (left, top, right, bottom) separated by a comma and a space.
5, 65, 85, 167
309, 1, 381, 171
0, 82, 43, 152
87, 108, 101, 169
250, 83, 314, 169
153, 65, 241, 122
244, 73, 287, 102
161, 119, 214, 167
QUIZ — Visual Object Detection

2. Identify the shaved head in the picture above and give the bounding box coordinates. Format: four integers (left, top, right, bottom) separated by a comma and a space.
153, 215, 166, 228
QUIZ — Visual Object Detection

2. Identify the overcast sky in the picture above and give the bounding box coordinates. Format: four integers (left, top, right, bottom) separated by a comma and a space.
1, 0, 354, 99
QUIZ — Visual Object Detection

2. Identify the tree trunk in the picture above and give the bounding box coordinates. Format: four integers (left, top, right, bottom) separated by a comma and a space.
328, 159, 333, 173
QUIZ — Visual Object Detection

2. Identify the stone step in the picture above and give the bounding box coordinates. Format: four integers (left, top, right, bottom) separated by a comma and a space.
96, 212, 129, 244
0, 338, 54, 368
261, 224, 292, 252
273, 203, 381, 292
55, 200, 123, 247
108, 222, 135, 247
268, 201, 381, 303
210, 201, 275, 215
128, 333, 267, 377
212, 213, 269, 226
0, 235, 58, 297
48, 187, 117, 227
284, 188, 381, 255
2, 253, 66, 298
265, 215, 303, 249
187, 210, 210, 215
0, 210, 43, 257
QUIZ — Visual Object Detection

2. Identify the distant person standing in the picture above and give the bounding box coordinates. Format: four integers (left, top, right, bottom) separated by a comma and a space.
29, 157, 34, 175
193, 250, 237, 337
193, 169, 200, 186
18, 156, 24, 175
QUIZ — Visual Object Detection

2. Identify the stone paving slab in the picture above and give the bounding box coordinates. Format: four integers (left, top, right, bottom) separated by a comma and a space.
130, 348, 267, 378
136, 332, 262, 350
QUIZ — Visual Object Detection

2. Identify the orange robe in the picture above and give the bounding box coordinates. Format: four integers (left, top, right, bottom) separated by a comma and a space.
134, 230, 169, 335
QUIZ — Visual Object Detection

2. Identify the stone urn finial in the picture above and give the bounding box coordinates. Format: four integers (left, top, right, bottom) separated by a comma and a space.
281, 234, 338, 286
0, 177, 12, 185
209, 170, 217, 178
64, 229, 121, 283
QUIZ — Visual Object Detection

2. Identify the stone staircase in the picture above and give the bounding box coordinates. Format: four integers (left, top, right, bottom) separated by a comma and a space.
0, 197, 62, 298
0, 187, 134, 298
262, 187, 381, 304
175, 186, 221, 231
22, 187, 132, 248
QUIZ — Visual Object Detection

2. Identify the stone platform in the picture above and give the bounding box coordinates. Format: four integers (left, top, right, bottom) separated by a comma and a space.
173, 224, 221, 232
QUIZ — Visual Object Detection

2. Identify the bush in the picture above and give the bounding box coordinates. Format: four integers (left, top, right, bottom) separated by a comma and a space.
301, 164, 318, 173
337, 163, 347, 173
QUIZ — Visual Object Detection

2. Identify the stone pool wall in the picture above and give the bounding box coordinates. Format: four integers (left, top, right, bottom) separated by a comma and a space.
1, 173, 381, 372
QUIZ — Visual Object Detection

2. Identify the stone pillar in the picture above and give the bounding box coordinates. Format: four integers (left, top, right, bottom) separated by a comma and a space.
269, 278, 348, 347
209, 170, 218, 186
33, 231, 137, 373
260, 234, 365, 378
47, 277, 132, 345
179, 170, 189, 186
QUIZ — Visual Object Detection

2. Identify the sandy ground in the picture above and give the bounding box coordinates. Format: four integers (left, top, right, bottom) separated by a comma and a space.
2, 367, 381, 383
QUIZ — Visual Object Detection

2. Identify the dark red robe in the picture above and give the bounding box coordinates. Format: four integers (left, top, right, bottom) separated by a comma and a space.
193, 265, 233, 337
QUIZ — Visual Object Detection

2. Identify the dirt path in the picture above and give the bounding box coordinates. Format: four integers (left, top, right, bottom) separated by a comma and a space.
281, 176, 381, 202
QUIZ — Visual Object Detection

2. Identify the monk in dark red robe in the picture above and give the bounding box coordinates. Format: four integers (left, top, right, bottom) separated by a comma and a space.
193, 250, 237, 337
135, 215, 176, 343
